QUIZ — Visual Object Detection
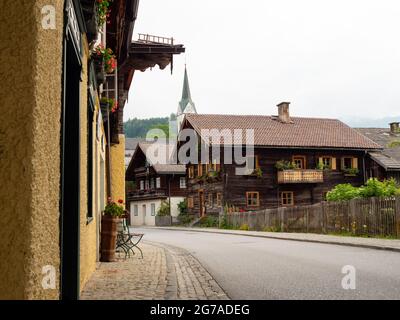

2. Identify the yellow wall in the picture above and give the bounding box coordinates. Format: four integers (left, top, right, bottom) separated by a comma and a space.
0, 1, 64, 299
110, 134, 126, 206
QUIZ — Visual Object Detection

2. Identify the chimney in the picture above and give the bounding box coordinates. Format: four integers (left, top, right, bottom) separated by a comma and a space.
390, 122, 400, 134
277, 102, 291, 123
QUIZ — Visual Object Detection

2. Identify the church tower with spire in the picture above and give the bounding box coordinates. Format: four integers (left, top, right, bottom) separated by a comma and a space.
177, 66, 197, 131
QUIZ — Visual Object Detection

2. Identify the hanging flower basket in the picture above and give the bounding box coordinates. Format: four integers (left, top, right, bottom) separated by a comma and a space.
93, 45, 116, 74
96, 0, 113, 30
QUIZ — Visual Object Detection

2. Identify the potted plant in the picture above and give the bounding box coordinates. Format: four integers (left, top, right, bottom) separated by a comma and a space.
251, 167, 263, 178
92, 45, 117, 85
100, 97, 118, 115
275, 160, 296, 171
100, 198, 124, 262
343, 168, 360, 176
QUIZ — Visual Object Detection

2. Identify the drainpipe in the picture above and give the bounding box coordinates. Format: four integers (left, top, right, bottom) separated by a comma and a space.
106, 104, 112, 197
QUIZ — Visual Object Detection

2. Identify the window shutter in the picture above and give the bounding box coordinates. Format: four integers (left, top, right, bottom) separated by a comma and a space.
318, 157, 323, 166
331, 157, 337, 170
341, 158, 345, 170
352, 157, 358, 169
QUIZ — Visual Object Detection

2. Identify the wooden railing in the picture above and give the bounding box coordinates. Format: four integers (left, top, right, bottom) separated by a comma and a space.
277, 169, 324, 184
127, 189, 167, 199
137, 33, 174, 45
225, 196, 400, 238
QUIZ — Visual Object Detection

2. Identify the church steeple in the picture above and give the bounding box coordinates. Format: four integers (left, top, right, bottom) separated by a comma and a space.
178, 66, 196, 115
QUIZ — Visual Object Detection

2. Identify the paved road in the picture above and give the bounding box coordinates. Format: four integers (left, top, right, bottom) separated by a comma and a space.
135, 227, 400, 300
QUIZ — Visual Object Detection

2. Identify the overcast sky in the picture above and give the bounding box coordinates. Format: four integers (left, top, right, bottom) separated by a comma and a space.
124, 0, 400, 124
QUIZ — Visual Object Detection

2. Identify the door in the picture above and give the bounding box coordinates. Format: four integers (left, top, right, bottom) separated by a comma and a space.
198, 190, 205, 217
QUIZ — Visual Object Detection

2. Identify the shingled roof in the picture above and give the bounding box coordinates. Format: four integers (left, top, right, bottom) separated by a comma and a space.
183, 114, 382, 149
127, 141, 186, 176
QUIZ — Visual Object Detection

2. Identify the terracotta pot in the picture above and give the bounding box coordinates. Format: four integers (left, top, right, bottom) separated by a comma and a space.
100, 215, 119, 262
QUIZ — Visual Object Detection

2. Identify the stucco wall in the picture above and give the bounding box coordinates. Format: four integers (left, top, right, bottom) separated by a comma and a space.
129, 197, 184, 226
110, 134, 126, 205
79, 37, 98, 292
0, 1, 64, 299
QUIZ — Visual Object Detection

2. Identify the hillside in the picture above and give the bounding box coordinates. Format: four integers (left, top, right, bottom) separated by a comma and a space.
124, 114, 176, 138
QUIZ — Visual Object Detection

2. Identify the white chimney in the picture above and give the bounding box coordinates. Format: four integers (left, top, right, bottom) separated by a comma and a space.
277, 102, 291, 123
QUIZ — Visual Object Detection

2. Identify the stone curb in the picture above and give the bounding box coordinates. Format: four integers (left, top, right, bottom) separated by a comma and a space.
145, 227, 400, 253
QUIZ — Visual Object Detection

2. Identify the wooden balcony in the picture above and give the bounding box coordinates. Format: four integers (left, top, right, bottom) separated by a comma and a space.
277, 170, 324, 184
127, 189, 167, 201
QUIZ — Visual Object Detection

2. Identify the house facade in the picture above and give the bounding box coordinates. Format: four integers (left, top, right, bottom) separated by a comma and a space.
356, 122, 400, 183
0, 0, 184, 300
126, 142, 187, 225
179, 103, 382, 217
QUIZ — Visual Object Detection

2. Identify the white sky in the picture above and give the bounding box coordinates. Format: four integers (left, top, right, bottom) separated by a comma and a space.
124, 0, 400, 122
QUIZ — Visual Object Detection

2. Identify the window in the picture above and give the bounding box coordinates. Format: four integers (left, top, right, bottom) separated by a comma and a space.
342, 157, 358, 170
188, 166, 194, 179
156, 177, 161, 189
216, 193, 222, 207
142, 204, 146, 216
323, 191, 329, 201
245, 155, 259, 174
246, 192, 259, 207
293, 156, 306, 169
280, 192, 294, 206
145, 179, 149, 190
180, 177, 187, 189
319, 156, 337, 170
140, 180, 144, 190
208, 193, 213, 207
187, 197, 194, 208
150, 178, 155, 189
133, 204, 138, 216
151, 203, 156, 216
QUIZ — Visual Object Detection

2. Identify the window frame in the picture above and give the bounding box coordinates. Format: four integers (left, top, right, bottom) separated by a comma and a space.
151, 203, 156, 216
216, 193, 222, 207
133, 204, 138, 216
187, 196, 194, 208
156, 177, 161, 189
280, 191, 294, 207
180, 177, 187, 189
246, 191, 260, 208
292, 155, 306, 169
208, 193, 213, 207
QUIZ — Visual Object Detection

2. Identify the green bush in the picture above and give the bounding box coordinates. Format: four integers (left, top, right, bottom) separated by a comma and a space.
199, 215, 219, 228
263, 226, 281, 232
157, 200, 170, 216
239, 224, 249, 231
327, 178, 400, 202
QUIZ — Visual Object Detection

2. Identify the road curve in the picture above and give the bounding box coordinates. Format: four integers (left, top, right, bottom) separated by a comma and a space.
134, 227, 400, 300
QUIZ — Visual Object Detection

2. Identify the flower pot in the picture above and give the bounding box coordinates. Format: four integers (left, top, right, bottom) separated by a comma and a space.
92, 57, 105, 85
100, 215, 119, 262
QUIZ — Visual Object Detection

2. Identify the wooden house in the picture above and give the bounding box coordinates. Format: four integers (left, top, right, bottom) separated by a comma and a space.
126, 142, 187, 225
178, 102, 382, 217
356, 122, 400, 182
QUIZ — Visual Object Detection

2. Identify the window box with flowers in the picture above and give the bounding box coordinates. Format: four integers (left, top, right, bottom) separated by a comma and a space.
100, 198, 125, 262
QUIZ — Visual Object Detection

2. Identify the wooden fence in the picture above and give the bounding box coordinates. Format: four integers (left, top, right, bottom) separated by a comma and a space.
223, 197, 400, 238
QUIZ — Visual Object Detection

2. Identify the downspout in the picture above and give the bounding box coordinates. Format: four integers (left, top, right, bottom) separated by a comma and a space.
106, 104, 112, 197
169, 174, 172, 215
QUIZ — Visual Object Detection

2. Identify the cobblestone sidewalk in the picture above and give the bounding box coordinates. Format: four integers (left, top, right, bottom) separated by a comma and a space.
80, 241, 229, 300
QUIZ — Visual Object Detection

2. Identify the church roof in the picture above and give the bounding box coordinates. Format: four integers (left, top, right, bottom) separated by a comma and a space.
178, 67, 196, 114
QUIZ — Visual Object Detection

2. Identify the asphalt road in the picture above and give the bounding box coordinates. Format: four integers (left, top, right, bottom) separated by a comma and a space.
135, 227, 400, 300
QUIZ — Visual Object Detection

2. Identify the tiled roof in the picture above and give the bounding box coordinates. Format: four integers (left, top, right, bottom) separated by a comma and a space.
355, 128, 400, 170
184, 114, 382, 149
